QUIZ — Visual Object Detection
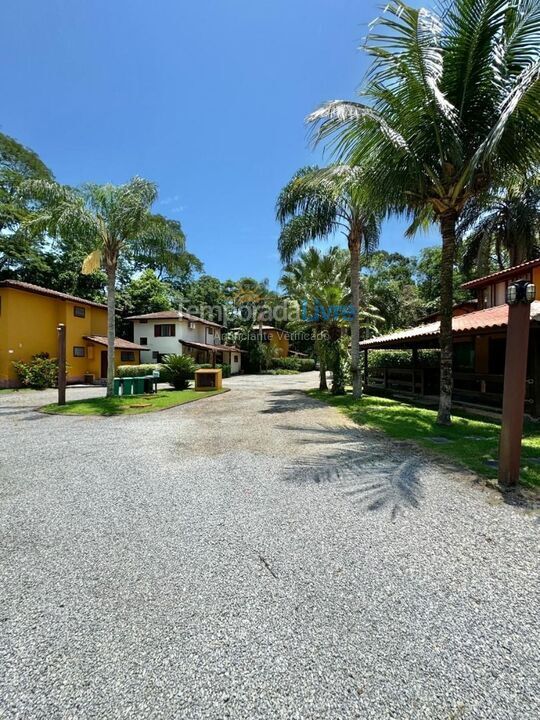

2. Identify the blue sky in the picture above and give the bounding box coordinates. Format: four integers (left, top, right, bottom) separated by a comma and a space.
2, 0, 438, 287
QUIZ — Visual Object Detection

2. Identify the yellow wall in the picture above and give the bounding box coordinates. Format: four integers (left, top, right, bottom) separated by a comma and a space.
0, 286, 130, 386
533, 267, 540, 298
267, 330, 289, 357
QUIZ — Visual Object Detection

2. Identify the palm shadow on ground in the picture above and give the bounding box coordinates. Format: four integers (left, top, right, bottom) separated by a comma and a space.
279, 423, 425, 521
260, 389, 321, 414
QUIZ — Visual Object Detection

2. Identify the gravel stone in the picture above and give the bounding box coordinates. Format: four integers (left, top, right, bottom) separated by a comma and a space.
0, 373, 538, 719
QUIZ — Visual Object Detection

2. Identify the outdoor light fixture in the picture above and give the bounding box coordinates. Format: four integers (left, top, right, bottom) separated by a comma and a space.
506, 280, 536, 305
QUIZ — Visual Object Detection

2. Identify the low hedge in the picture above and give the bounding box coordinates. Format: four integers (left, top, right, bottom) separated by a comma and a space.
117, 362, 232, 380
116, 364, 162, 378
366, 349, 439, 369
196, 363, 231, 378
271, 357, 316, 372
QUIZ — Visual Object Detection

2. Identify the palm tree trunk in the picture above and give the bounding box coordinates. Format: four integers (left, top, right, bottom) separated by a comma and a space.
106, 265, 116, 398
437, 211, 457, 426
315, 330, 328, 390
349, 230, 361, 399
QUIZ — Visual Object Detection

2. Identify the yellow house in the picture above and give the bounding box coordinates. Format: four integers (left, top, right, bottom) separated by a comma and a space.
0, 280, 144, 387
259, 325, 289, 357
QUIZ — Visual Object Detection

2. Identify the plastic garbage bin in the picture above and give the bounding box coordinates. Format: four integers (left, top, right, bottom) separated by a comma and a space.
122, 378, 134, 395
132, 377, 145, 395
143, 377, 154, 394
113, 378, 122, 396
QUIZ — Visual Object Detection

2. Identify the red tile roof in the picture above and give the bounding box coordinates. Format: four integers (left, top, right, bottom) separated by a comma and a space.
0, 280, 107, 309
179, 339, 246, 353
461, 258, 540, 290
83, 335, 148, 350
127, 310, 224, 328
359, 301, 540, 349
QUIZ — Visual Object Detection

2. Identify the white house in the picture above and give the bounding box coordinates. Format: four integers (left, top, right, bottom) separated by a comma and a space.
127, 310, 244, 374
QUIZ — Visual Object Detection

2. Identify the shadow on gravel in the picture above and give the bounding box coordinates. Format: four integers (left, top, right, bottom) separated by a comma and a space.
260, 389, 318, 415
280, 422, 425, 519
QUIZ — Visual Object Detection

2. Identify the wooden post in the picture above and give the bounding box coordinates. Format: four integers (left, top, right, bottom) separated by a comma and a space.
363, 349, 368, 393
531, 329, 540, 418
498, 302, 531, 486
411, 348, 418, 394
57, 323, 66, 406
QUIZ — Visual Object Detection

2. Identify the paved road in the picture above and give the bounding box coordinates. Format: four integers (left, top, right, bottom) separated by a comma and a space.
0, 373, 538, 719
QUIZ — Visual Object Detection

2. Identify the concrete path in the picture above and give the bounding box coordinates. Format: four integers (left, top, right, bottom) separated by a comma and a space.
0, 373, 538, 719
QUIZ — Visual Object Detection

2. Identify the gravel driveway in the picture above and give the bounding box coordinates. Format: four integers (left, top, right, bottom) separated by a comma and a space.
0, 372, 538, 719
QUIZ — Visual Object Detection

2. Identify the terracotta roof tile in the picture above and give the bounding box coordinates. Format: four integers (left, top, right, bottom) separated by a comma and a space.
83, 335, 148, 350
461, 258, 540, 290
179, 339, 246, 353
359, 302, 540, 349
0, 280, 106, 309
126, 310, 224, 328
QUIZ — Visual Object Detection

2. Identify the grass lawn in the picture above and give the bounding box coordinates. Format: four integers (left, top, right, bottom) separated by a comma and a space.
41, 388, 228, 416
309, 390, 540, 489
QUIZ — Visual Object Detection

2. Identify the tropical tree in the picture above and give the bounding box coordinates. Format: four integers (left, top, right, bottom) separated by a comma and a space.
459, 177, 540, 274
279, 246, 350, 390
276, 165, 380, 397
307, 0, 540, 424
23, 177, 186, 396
0, 132, 53, 274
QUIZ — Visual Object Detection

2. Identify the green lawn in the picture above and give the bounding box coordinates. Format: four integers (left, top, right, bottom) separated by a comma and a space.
309, 390, 540, 489
41, 388, 228, 416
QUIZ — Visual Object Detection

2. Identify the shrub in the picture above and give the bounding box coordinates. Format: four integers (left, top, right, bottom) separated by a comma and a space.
12, 352, 59, 389
263, 369, 300, 375
296, 358, 316, 372
116, 364, 163, 378
271, 357, 315, 372
161, 354, 196, 390
367, 349, 439, 369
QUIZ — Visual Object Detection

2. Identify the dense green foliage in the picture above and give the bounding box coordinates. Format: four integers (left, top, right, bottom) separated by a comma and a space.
271, 357, 316, 372
160, 354, 196, 390
12, 352, 59, 389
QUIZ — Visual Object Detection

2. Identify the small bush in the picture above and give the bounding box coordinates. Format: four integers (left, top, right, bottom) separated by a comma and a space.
161, 354, 195, 390
367, 349, 439, 369
12, 352, 59, 389
296, 358, 316, 372
271, 357, 315, 372
263, 369, 300, 375
116, 364, 162, 378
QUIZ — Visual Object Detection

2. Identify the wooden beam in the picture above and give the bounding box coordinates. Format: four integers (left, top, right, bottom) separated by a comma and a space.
57, 323, 66, 406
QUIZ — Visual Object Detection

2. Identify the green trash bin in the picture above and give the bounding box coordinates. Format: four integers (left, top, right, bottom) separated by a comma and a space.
132, 377, 145, 395
122, 377, 134, 396
143, 377, 154, 394
113, 378, 122, 396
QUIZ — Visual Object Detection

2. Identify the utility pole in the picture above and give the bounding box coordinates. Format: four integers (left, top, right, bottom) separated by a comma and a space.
498, 280, 535, 487
57, 323, 66, 406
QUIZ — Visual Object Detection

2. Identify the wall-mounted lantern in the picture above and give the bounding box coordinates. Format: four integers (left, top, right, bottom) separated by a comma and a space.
506, 280, 536, 306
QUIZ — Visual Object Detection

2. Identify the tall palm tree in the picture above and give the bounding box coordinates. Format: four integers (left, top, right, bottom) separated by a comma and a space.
280, 246, 350, 390
307, 0, 540, 424
24, 177, 185, 396
459, 177, 540, 274
276, 165, 380, 398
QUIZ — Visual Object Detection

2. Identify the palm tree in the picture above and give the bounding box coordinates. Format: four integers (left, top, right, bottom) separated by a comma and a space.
307, 0, 540, 424
276, 165, 380, 398
24, 177, 185, 396
280, 246, 350, 390
459, 177, 540, 274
